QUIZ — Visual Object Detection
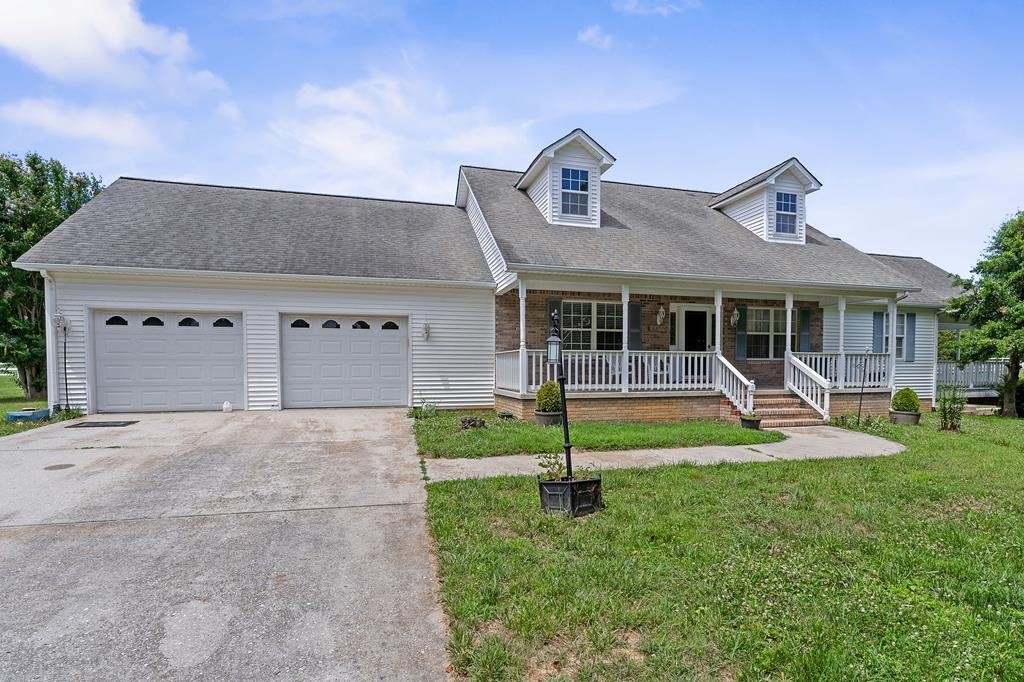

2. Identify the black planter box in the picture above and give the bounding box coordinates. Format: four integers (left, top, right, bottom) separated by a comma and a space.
538, 476, 603, 517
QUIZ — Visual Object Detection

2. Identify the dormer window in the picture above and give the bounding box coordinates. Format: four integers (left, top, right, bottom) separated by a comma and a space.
560, 168, 590, 216
776, 192, 797, 234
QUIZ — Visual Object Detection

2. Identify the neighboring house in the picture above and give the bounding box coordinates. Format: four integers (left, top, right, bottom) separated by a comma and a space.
16, 128, 962, 424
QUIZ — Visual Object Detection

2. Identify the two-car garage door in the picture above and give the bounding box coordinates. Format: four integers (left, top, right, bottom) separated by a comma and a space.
92, 311, 409, 412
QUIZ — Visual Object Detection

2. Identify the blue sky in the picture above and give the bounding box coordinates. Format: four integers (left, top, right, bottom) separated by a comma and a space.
2, 0, 1021, 277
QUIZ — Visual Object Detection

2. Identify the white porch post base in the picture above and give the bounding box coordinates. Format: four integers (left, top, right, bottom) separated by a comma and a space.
837, 296, 847, 389
518, 280, 527, 394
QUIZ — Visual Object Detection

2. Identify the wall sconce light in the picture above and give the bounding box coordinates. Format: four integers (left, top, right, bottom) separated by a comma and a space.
655, 305, 666, 326
53, 313, 67, 332
422, 322, 431, 340
730, 309, 741, 327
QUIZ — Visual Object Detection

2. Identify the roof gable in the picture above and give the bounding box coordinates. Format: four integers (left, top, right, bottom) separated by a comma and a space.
709, 157, 822, 209
867, 254, 962, 308
515, 128, 615, 190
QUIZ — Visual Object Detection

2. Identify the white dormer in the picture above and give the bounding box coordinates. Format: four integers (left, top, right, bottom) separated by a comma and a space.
709, 158, 821, 244
516, 129, 615, 228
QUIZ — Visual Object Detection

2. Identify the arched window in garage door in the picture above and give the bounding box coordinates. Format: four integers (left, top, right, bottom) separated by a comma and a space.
322, 319, 340, 329
351, 320, 370, 330
289, 319, 309, 329
178, 317, 199, 327
381, 320, 400, 330
105, 315, 128, 326
142, 316, 164, 327
213, 318, 234, 328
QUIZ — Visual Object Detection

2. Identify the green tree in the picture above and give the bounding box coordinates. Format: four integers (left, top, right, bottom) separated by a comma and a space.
0, 153, 102, 399
937, 329, 959, 362
947, 210, 1024, 417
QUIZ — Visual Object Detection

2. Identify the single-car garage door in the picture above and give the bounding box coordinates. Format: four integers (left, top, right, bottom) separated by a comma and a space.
281, 315, 408, 408
93, 311, 244, 412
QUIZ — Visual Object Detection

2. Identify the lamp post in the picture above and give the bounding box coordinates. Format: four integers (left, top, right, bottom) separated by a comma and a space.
547, 310, 573, 480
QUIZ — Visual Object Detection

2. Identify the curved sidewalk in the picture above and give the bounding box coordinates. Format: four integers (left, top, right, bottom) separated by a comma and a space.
425, 426, 904, 482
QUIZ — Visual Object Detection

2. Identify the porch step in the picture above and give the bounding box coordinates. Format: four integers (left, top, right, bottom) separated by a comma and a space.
752, 397, 805, 407
761, 417, 829, 428
755, 406, 821, 418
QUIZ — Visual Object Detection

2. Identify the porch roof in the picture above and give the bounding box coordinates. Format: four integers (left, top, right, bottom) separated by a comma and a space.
462, 166, 919, 293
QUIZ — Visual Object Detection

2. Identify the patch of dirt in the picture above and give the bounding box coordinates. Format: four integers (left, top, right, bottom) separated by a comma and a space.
525, 636, 579, 681
927, 496, 994, 519
612, 629, 645, 664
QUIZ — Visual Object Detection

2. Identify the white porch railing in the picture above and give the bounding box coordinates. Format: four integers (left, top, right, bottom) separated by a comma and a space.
628, 351, 716, 391
716, 353, 755, 413
937, 359, 1008, 389
792, 352, 890, 389
495, 350, 520, 391
499, 350, 724, 394
786, 352, 830, 419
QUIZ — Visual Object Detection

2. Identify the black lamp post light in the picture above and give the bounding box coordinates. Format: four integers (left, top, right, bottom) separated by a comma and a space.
537, 310, 604, 518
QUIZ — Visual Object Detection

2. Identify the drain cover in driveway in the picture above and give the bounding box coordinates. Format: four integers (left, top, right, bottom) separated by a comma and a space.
66, 421, 139, 428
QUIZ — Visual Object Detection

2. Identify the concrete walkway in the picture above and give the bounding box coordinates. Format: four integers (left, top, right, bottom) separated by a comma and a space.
426, 426, 904, 481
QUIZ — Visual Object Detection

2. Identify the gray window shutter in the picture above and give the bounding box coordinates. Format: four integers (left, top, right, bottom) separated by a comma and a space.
628, 302, 642, 350
546, 299, 561, 336
904, 313, 916, 362
735, 305, 748, 360
798, 308, 812, 352
872, 311, 885, 353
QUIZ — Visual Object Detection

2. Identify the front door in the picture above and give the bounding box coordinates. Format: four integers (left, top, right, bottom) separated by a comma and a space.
683, 310, 709, 351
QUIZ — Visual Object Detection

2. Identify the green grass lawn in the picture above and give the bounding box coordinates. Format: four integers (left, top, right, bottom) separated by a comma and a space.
426, 413, 1024, 680
0, 374, 77, 438
413, 410, 784, 458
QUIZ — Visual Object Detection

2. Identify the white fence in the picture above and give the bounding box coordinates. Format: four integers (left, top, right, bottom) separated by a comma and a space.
792, 352, 890, 389
785, 353, 830, 419
936, 359, 1008, 389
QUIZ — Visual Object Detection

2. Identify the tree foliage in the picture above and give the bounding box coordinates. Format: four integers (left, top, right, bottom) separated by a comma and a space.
0, 153, 102, 399
947, 210, 1024, 417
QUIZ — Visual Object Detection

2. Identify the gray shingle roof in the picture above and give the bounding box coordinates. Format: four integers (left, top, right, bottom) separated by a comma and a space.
17, 178, 493, 283
462, 166, 918, 291
867, 254, 961, 307
709, 157, 821, 207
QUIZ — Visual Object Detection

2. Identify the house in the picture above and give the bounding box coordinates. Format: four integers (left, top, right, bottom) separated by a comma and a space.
16, 128, 960, 425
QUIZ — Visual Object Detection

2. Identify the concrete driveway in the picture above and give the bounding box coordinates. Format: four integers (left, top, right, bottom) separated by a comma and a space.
0, 409, 448, 681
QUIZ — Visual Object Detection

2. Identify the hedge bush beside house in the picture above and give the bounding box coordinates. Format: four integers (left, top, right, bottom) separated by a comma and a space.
891, 388, 921, 413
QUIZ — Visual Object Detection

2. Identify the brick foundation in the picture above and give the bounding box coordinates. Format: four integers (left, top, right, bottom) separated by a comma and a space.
829, 390, 892, 418
495, 392, 731, 422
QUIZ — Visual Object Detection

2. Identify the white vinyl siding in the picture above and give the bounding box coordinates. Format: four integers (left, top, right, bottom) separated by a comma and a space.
766, 170, 806, 243
823, 305, 938, 399
48, 273, 495, 412
722, 190, 767, 238
526, 171, 552, 222
549, 142, 600, 228
464, 181, 515, 291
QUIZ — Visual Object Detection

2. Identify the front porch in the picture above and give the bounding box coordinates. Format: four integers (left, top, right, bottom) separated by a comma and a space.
494, 282, 898, 422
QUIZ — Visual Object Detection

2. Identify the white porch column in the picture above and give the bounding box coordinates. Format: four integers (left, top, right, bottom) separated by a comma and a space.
888, 297, 898, 390
714, 289, 723, 353
784, 293, 794, 385
837, 296, 847, 389
621, 284, 630, 393
518, 280, 527, 394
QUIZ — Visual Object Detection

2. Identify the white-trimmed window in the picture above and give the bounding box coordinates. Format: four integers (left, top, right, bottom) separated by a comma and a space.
560, 167, 589, 216
884, 313, 906, 359
562, 301, 622, 350
776, 192, 797, 234
746, 307, 796, 359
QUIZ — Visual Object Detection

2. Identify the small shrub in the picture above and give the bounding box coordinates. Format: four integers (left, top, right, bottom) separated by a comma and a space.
537, 450, 566, 480
891, 388, 921, 413
830, 414, 901, 439
408, 402, 439, 419
937, 384, 967, 431
535, 380, 561, 413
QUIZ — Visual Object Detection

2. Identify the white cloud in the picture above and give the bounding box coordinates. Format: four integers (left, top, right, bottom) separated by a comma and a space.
0, 0, 221, 90
613, 0, 701, 16
216, 101, 244, 124
577, 24, 613, 49
0, 98, 157, 148
264, 75, 531, 201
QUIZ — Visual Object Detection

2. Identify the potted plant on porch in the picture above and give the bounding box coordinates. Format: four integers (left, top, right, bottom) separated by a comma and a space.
739, 410, 762, 429
536, 310, 604, 518
889, 387, 922, 425
534, 380, 563, 427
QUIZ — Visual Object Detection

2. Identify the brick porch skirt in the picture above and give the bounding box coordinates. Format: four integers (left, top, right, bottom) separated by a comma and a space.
495, 392, 733, 423
494, 388, 897, 422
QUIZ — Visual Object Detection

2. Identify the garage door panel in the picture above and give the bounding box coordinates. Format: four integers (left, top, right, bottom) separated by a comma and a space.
94, 311, 243, 412
282, 315, 408, 408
